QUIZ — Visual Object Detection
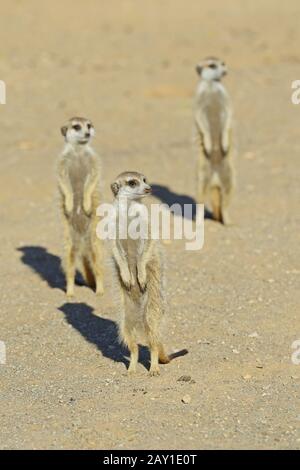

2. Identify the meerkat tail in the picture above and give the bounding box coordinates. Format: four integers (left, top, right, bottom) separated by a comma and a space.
158, 344, 189, 363
211, 186, 222, 222
168, 349, 189, 361
159, 347, 189, 364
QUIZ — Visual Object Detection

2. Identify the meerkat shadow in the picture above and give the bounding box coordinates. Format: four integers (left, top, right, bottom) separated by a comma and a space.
151, 184, 213, 221
58, 302, 150, 370
17, 245, 85, 291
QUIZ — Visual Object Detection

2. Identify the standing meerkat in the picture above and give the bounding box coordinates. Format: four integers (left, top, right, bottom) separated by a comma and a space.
194, 57, 235, 225
109, 171, 172, 376
57, 117, 104, 297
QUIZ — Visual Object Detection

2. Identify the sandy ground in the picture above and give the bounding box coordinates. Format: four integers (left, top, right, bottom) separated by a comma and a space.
0, 0, 300, 450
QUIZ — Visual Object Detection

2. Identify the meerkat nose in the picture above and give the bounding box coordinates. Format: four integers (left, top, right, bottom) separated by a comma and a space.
85, 132, 90, 138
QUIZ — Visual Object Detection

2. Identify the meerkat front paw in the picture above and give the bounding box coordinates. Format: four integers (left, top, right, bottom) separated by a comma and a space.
137, 266, 147, 293
221, 133, 230, 155
120, 268, 135, 291
203, 134, 212, 156
83, 197, 92, 215
65, 195, 74, 215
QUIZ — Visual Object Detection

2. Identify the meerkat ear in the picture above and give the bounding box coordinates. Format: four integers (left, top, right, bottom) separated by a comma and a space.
61, 126, 68, 137
196, 65, 202, 75
111, 182, 119, 196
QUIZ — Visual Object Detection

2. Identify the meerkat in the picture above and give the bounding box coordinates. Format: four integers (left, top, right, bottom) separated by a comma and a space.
57, 117, 104, 297
110, 171, 171, 376
194, 57, 235, 225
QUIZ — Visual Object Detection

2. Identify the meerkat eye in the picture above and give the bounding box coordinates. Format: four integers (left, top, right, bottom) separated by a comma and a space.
143, 178, 146, 183
87, 123, 92, 130
72, 124, 81, 131
209, 63, 217, 69
128, 180, 137, 187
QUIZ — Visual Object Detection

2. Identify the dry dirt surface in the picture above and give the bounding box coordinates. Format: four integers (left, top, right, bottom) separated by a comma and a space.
0, 0, 300, 450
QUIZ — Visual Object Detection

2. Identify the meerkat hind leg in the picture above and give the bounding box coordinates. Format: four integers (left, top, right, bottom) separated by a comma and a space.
149, 342, 160, 376
158, 342, 170, 364
198, 176, 208, 206
65, 242, 76, 297
82, 256, 96, 289
220, 190, 232, 226
210, 186, 222, 223
128, 342, 139, 375
91, 241, 104, 296
145, 268, 166, 376
123, 330, 139, 375
146, 323, 162, 376
62, 220, 76, 297
220, 165, 234, 226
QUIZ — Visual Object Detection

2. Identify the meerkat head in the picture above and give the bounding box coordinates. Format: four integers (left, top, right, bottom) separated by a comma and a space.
111, 171, 152, 200
61, 117, 95, 145
196, 57, 227, 81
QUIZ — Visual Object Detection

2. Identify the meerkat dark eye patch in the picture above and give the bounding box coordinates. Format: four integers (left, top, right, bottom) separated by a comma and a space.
209, 63, 217, 69
72, 124, 82, 131
87, 123, 92, 130
127, 179, 138, 187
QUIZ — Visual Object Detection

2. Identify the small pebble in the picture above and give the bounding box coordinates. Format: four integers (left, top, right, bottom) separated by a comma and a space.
177, 375, 192, 382
243, 374, 252, 380
182, 394, 191, 404
197, 339, 210, 345
248, 332, 259, 338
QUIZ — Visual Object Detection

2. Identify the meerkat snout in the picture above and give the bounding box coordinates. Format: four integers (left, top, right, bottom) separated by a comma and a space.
111, 171, 152, 200
61, 116, 95, 146
196, 57, 227, 81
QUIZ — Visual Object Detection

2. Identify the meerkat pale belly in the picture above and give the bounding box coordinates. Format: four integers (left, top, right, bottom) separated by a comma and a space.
68, 155, 92, 234
204, 93, 225, 165
120, 237, 144, 303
